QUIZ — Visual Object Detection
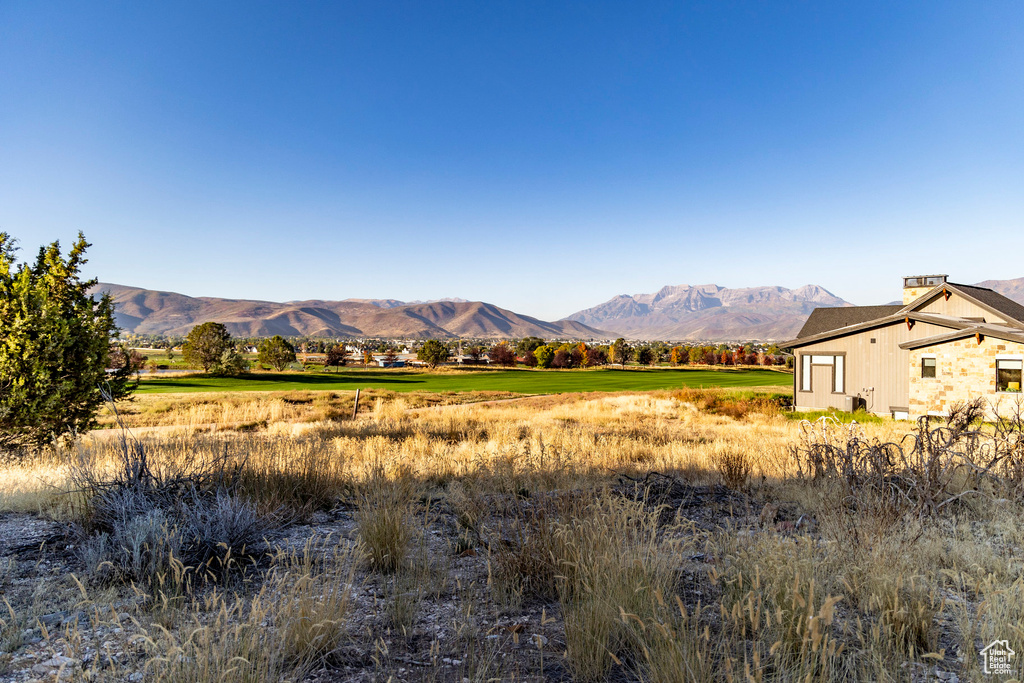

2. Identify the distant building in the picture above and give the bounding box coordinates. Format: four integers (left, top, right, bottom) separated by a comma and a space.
783, 275, 1024, 419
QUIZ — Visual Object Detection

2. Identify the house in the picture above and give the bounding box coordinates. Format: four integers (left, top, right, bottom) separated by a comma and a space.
782, 275, 1024, 419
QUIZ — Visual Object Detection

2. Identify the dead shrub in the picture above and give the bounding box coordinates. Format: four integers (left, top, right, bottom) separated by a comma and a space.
71, 432, 274, 590
713, 449, 751, 490
794, 398, 1019, 518
673, 387, 784, 419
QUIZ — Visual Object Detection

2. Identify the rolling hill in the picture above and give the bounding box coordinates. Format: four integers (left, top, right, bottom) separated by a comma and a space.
95, 276, 1024, 343
974, 276, 1024, 306
92, 284, 609, 340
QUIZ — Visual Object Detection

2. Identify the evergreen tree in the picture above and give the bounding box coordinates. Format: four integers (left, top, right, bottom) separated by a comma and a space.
416, 339, 450, 368
0, 232, 135, 451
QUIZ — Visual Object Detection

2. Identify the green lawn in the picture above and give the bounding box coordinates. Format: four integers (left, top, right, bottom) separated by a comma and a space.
136, 367, 792, 395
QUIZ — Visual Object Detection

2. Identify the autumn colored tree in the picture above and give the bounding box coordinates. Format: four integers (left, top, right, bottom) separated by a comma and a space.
583, 345, 606, 367
533, 344, 555, 369
325, 344, 348, 372
572, 343, 587, 368
488, 341, 517, 367
382, 347, 399, 366
467, 345, 484, 363
610, 338, 632, 367
108, 346, 147, 373
549, 343, 577, 368
516, 337, 544, 358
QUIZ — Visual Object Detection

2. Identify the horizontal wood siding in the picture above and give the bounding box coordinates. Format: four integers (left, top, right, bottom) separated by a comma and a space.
795, 321, 950, 414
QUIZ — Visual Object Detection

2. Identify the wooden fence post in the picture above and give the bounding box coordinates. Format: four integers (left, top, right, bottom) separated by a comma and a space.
352, 388, 360, 420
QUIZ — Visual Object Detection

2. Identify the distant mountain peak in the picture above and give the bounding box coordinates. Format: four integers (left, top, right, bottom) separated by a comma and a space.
567, 283, 850, 341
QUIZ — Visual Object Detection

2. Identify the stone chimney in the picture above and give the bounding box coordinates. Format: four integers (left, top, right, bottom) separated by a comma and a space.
903, 274, 947, 305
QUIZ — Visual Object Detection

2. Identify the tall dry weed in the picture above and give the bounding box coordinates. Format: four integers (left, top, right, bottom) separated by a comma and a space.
357, 464, 416, 574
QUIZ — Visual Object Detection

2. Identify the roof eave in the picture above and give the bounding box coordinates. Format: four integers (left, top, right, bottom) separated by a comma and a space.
781, 314, 904, 349
783, 310, 975, 349
899, 326, 1024, 350
899, 282, 1024, 330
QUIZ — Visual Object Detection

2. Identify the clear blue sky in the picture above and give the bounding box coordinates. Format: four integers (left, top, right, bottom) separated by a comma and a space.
2, 2, 1022, 319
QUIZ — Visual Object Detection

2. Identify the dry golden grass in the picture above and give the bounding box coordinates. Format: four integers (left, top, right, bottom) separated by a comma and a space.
0, 389, 1020, 681
94, 388, 518, 430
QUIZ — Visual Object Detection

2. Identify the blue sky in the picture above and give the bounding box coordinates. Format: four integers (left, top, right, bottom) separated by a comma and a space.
1, 1, 1022, 319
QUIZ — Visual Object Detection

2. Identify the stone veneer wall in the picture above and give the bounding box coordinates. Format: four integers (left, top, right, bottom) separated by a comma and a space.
908, 336, 1024, 418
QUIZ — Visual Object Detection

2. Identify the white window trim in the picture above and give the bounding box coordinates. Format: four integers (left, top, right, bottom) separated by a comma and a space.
799, 353, 845, 394
996, 356, 1023, 394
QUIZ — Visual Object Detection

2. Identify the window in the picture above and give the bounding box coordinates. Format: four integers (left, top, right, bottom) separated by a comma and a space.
903, 275, 947, 288
798, 353, 845, 393
997, 359, 1022, 393
921, 357, 936, 379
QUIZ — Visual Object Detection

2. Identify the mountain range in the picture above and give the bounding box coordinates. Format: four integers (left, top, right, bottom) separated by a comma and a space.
94, 277, 1024, 341
565, 284, 850, 340
91, 284, 608, 340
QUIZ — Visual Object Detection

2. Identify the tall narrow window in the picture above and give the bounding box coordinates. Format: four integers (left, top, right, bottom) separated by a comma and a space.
921, 357, 936, 378
997, 359, 1022, 392
801, 355, 811, 391
833, 356, 844, 393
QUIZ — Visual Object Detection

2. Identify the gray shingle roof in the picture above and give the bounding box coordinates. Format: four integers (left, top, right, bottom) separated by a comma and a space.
796, 305, 903, 338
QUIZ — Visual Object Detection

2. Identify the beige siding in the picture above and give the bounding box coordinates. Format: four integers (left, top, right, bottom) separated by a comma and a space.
794, 321, 950, 415
916, 293, 1011, 323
